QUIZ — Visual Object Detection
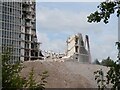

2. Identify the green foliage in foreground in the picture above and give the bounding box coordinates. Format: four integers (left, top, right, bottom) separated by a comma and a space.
94, 43, 120, 90
101, 57, 114, 67
87, 0, 120, 24
1, 50, 48, 90
87, 1, 120, 89
94, 62, 120, 89
93, 57, 114, 67
93, 59, 101, 65
94, 69, 106, 89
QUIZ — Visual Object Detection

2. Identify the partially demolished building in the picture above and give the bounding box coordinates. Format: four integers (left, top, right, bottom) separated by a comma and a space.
66, 33, 91, 63
0, 0, 43, 63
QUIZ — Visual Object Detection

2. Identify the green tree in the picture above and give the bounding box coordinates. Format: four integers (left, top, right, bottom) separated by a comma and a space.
1, 49, 48, 90
94, 58, 120, 89
94, 69, 107, 89
101, 57, 114, 67
87, 0, 120, 24
25, 68, 48, 90
87, 0, 120, 89
2, 49, 26, 89
106, 61, 120, 89
93, 59, 101, 65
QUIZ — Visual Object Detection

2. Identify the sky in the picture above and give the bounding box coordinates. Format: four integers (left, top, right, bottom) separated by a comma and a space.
36, 2, 118, 62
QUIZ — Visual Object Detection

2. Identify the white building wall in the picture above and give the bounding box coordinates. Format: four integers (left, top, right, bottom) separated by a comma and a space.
67, 37, 75, 57
66, 33, 90, 63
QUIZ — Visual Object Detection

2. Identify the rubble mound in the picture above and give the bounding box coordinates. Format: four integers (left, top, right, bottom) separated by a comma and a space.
21, 60, 109, 88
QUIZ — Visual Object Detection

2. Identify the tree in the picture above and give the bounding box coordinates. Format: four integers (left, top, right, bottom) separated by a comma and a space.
87, 0, 120, 24
106, 60, 120, 89
101, 57, 114, 67
87, 0, 120, 89
1, 49, 48, 89
25, 67, 48, 90
93, 59, 101, 65
94, 69, 107, 89
2, 48, 26, 89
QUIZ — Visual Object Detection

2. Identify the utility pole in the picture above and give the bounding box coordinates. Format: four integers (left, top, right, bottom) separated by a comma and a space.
118, 0, 120, 64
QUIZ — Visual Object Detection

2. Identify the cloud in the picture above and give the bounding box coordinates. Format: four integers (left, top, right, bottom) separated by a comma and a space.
37, 6, 103, 34
36, 4, 117, 61
37, 30, 117, 61
37, 32, 66, 53
90, 32, 117, 61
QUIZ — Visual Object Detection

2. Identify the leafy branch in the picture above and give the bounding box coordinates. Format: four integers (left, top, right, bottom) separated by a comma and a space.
87, 0, 120, 24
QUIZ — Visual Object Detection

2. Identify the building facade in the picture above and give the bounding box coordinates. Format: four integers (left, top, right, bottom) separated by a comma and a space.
0, 0, 42, 63
66, 33, 91, 63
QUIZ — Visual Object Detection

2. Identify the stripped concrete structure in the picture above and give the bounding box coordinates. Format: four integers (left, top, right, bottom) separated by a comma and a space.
66, 33, 91, 63
21, 0, 42, 61
0, 0, 43, 63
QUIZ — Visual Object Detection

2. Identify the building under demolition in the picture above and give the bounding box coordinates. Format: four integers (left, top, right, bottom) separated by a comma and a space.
66, 33, 91, 63
0, 0, 43, 63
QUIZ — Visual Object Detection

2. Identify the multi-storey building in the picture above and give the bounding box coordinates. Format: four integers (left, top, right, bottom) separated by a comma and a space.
0, 1, 22, 63
21, 0, 42, 61
0, 0, 42, 63
66, 33, 91, 63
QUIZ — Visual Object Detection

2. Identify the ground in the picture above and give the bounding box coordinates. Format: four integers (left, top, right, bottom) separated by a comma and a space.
21, 60, 110, 88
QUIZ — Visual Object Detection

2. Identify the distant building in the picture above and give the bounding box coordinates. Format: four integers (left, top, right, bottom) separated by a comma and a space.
66, 33, 91, 63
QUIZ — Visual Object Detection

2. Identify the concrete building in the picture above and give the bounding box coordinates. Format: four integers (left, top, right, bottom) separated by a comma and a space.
0, 0, 42, 63
66, 33, 91, 63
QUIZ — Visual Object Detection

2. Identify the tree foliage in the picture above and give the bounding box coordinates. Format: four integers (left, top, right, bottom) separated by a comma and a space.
87, 0, 120, 24
2, 49, 26, 89
87, 0, 120, 89
1, 49, 48, 90
94, 69, 107, 89
101, 57, 114, 67
25, 68, 48, 90
94, 59, 120, 89
106, 61, 120, 89
93, 59, 101, 65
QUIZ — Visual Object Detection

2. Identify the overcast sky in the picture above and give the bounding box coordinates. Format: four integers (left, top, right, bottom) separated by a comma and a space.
36, 2, 118, 62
